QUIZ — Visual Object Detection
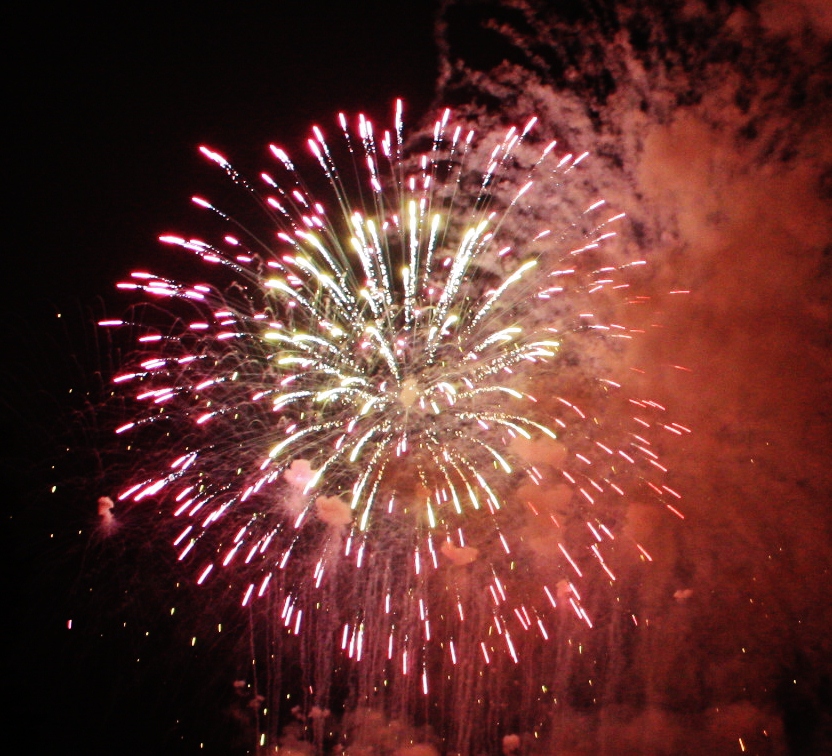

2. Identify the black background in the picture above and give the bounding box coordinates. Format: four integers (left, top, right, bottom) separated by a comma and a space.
6, 4, 437, 753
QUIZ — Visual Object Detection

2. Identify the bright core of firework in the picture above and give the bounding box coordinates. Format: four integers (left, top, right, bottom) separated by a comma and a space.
102, 101, 683, 676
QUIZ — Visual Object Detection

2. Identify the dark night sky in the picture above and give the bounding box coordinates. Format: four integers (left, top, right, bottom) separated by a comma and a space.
6, 4, 438, 326
6, 2, 832, 755
5, 4, 438, 754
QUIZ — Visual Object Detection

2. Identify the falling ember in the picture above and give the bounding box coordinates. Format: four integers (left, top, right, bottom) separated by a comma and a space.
101, 100, 684, 750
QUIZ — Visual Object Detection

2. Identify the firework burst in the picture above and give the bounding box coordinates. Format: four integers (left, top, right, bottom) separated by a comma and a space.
101, 101, 684, 741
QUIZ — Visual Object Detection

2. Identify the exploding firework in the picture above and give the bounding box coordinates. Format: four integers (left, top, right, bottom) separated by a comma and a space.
101, 101, 685, 749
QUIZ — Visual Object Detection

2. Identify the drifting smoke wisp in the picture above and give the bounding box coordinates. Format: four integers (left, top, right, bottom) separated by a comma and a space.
435, 0, 832, 752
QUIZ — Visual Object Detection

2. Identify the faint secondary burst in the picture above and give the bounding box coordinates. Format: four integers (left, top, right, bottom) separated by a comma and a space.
102, 100, 684, 685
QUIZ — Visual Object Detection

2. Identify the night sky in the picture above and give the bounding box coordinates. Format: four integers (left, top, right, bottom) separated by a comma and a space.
6, 4, 437, 753
6, 2, 832, 754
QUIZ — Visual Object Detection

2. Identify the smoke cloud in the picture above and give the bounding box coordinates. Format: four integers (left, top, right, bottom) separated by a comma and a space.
433, 0, 832, 751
